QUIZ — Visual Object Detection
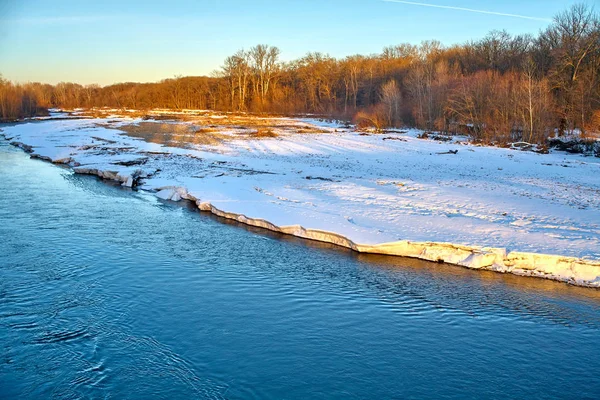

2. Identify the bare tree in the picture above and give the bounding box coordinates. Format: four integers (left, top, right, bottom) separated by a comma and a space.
380, 79, 402, 127
544, 3, 600, 132
249, 44, 280, 108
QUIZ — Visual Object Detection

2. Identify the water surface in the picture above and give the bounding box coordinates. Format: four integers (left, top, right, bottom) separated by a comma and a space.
1, 137, 600, 399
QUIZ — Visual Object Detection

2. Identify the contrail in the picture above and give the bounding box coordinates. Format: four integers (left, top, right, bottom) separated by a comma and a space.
382, 0, 552, 21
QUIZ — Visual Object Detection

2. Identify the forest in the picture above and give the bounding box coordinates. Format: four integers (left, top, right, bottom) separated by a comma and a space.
1, 3, 599, 144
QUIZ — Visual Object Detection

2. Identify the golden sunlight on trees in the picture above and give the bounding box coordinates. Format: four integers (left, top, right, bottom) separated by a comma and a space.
0, 74, 49, 121
1, 4, 599, 145
543, 3, 600, 133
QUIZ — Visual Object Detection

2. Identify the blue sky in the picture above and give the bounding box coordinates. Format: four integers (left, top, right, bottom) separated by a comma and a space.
0, 0, 586, 85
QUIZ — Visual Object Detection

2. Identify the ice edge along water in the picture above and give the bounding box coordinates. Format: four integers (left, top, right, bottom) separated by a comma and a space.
2, 117, 600, 288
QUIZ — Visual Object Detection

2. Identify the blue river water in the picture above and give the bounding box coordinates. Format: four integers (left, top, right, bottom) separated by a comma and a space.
1, 136, 600, 399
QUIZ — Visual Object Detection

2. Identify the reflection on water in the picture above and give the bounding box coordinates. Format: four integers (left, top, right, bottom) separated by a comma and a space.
1, 137, 600, 399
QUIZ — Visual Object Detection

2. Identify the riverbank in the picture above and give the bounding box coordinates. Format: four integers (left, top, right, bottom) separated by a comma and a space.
2, 112, 600, 287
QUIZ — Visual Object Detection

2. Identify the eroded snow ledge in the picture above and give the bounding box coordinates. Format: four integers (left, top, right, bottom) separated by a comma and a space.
193, 198, 600, 288
10, 140, 600, 288
143, 182, 600, 288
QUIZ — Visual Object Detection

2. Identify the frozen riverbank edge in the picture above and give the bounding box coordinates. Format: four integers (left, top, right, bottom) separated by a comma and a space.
7, 138, 600, 288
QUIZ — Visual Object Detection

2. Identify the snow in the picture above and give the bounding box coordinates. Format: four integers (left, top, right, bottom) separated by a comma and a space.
2, 114, 600, 287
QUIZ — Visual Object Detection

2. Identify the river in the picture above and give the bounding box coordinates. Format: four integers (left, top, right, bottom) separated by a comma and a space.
1, 137, 600, 399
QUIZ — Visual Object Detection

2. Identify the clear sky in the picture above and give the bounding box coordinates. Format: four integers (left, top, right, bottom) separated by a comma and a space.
0, 0, 587, 85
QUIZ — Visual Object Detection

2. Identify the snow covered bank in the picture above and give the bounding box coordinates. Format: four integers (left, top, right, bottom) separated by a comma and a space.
2, 115, 600, 287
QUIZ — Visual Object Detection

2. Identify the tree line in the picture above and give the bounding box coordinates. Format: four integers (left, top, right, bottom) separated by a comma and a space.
1, 3, 599, 144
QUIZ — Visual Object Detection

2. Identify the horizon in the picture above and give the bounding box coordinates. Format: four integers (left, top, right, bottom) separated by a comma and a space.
0, 0, 586, 86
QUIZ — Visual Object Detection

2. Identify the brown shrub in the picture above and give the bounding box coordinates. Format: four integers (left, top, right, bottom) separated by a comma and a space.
353, 108, 385, 132
584, 110, 600, 138
253, 128, 278, 137
195, 127, 218, 134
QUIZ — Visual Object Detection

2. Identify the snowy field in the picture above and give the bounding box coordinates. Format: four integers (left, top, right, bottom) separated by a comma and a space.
2, 112, 600, 285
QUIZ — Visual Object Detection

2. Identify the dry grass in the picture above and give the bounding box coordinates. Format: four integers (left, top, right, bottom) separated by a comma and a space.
103, 121, 231, 147
116, 122, 193, 135
87, 108, 335, 148
195, 127, 218, 134
84, 108, 331, 133
295, 126, 330, 134
252, 128, 278, 138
